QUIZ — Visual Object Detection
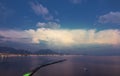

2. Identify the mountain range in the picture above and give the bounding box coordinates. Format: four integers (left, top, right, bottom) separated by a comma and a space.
0, 46, 120, 56
0, 46, 59, 55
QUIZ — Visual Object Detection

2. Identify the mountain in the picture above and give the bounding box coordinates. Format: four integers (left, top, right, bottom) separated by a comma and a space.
0, 46, 60, 55
0, 46, 31, 54
35, 49, 59, 55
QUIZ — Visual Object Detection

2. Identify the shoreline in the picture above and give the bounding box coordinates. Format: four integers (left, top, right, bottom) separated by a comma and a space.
0, 53, 83, 57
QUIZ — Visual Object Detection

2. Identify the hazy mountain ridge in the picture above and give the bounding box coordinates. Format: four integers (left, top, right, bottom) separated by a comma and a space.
0, 46, 31, 54
0, 46, 59, 55
0, 46, 120, 56
34, 49, 59, 55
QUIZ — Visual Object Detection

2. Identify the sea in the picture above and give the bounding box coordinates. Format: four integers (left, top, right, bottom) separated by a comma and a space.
0, 55, 120, 76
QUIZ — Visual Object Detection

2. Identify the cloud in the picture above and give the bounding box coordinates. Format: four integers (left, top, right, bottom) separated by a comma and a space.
0, 28, 120, 49
0, 35, 7, 42
30, 2, 54, 20
26, 28, 120, 48
30, 2, 48, 15
0, 30, 31, 43
70, 0, 82, 4
36, 22, 60, 29
98, 12, 120, 25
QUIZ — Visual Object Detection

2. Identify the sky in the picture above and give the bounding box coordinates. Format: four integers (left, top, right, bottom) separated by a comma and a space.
0, 0, 120, 53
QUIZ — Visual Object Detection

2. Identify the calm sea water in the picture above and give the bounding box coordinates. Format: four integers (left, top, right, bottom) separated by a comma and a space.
0, 55, 120, 76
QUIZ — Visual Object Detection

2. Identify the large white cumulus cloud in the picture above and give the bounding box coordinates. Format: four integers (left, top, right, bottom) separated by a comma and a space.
0, 28, 120, 48
26, 28, 120, 47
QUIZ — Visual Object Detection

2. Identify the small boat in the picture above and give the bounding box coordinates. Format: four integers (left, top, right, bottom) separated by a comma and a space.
83, 67, 88, 72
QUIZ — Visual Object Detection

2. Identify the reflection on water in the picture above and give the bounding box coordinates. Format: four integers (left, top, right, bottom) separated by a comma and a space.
0, 56, 120, 76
